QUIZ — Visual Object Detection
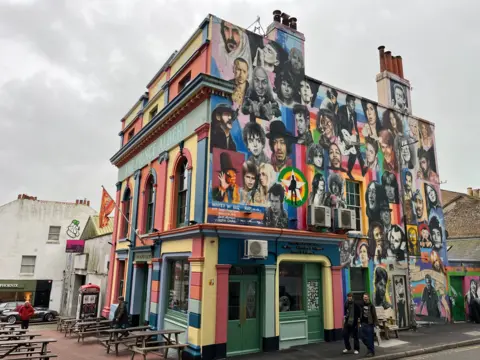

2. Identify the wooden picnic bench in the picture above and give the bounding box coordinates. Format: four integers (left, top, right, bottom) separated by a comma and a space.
98, 325, 151, 356
56, 316, 75, 331
129, 330, 186, 359
0, 332, 41, 342
375, 306, 399, 343
0, 338, 57, 359
74, 319, 112, 343
0, 331, 27, 337
63, 317, 105, 336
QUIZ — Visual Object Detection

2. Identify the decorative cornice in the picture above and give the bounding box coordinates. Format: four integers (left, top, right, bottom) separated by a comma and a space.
195, 123, 210, 142
188, 256, 205, 263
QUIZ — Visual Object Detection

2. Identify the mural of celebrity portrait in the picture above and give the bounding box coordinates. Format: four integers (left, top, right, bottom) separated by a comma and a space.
387, 225, 406, 261
364, 136, 380, 172
242, 66, 281, 121
324, 172, 346, 209
419, 122, 437, 172
393, 276, 408, 328
263, 183, 288, 228
361, 99, 382, 140
231, 58, 250, 106
242, 121, 269, 167
284, 47, 305, 88
365, 182, 388, 224
293, 104, 313, 146
307, 144, 324, 173
375, 266, 392, 309
250, 37, 287, 74
424, 183, 441, 216
213, 20, 252, 81
210, 103, 238, 152
309, 173, 327, 206
212, 150, 243, 204
298, 79, 319, 108
266, 120, 297, 172
369, 221, 387, 264
357, 240, 370, 268
317, 108, 339, 150
379, 129, 398, 173
340, 239, 357, 268
428, 215, 443, 251
256, 163, 276, 205
407, 226, 420, 257
382, 171, 399, 204
319, 88, 339, 116
418, 274, 441, 318
417, 148, 439, 184
412, 189, 426, 224
430, 250, 445, 274
390, 81, 409, 113
275, 69, 298, 108
419, 223, 433, 248
382, 109, 404, 138
239, 160, 259, 205
396, 135, 416, 170
465, 279, 480, 323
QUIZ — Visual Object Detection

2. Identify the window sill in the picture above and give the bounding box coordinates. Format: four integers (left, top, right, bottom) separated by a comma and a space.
19, 273, 34, 276
46, 241, 60, 244
118, 237, 130, 243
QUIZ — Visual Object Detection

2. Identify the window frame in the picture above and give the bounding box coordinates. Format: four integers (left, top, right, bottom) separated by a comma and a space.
127, 129, 135, 142
345, 180, 362, 232
47, 226, 61, 243
20, 255, 36, 275
165, 259, 190, 326
121, 188, 132, 239
178, 71, 192, 93
176, 159, 188, 227
144, 175, 156, 233
149, 105, 158, 120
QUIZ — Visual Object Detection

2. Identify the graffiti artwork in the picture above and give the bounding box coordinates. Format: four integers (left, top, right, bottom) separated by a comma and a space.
66, 220, 81, 238
208, 15, 448, 325
464, 277, 480, 323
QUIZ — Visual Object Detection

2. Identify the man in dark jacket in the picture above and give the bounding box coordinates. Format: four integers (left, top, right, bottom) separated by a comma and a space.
343, 292, 361, 354
18, 301, 35, 329
113, 296, 129, 329
360, 293, 379, 357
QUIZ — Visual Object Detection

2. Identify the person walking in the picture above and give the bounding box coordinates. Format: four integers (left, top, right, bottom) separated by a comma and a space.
18, 301, 35, 329
359, 293, 379, 357
113, 296, 129, 329
342, 292, 360, 354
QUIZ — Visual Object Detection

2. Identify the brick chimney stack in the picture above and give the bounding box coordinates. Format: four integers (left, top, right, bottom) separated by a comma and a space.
18, 194, 37, 200
76, 198, 91, 206
378, 46, 405, 79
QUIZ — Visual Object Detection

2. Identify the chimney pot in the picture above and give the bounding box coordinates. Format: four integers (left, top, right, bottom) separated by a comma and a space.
475, 189, 480, 198
385, 51, 393, 72
273, 10, 282, 23
289, 17, 297, 30
392, 56, 399, 76
378, 46, 386, 72
467, 187, 473, 196
18, 194, 21, 199
397, 55, 404, 78
87, 200, 90, 206
281, 13, 290, 26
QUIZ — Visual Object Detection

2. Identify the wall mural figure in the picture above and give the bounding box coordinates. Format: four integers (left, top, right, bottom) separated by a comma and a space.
210, 103, 238, 152
390, 81, 409, 113
393, 276, 408, 328
465, 278, 480, 323
374, 267, 391, 310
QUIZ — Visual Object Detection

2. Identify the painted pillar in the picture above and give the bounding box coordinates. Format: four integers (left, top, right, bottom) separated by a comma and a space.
331, 266, 345, 340
130, 263, 139, 314
156, 151, 169, 231
215, 264, 231, 356
322, 265, 334, 341
186, 257, 204, 359
184, 168, 193, 224
145, 263, 153, 323
102, 181, 122, 317
194, 123, 210, 224
149, 258, 161, 327
262, 265, 278, 351
125, 169, 142, 306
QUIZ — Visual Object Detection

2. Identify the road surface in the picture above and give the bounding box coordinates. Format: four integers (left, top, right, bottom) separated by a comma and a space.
406, 345, 480, 359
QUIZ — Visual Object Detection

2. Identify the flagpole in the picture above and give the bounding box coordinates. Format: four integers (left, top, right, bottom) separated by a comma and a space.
101, 185, 143, 244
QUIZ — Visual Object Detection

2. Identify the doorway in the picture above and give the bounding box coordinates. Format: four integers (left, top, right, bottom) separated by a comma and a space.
227, 268, 260, 356
306, 263, 323, 342
450, 276, 465, 322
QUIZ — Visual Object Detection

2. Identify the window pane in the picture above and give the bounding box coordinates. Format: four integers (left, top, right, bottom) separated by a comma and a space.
350, 268, 365, 292
245, 281, 257, 318
279, 263, 303, 312
168, 260, 189, 313
48, 226, 61, 241
228, 282, 240, 320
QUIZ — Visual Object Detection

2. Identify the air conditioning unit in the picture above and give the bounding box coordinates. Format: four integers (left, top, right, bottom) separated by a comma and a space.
244, 240, 268, 259
337, 208, 356, 230
307, 205, 331, 227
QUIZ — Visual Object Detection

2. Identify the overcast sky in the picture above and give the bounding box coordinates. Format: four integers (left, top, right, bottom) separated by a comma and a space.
0, 0, 477, 210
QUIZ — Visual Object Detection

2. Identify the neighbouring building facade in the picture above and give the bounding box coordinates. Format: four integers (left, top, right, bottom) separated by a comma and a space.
103, 12, 447, 359
442, 188, 480, 323
61, 215, 113, 317
0, 194, 96, 311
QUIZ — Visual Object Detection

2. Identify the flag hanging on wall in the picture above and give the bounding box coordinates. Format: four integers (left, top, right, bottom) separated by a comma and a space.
99, 187, 115, 228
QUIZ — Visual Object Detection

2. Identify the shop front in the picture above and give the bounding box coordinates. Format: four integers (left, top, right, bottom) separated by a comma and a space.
0, 280, 52, 306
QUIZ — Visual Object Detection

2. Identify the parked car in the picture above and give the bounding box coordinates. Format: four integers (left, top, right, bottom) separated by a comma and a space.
0, 306, 58, 324
0, 302, 23, 315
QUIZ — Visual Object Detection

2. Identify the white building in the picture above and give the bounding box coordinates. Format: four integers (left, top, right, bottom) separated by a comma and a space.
61, 215, 112, 317
0, 194, 96, 311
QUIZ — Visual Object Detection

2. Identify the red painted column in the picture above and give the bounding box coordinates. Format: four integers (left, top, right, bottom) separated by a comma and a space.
102, 182, 122, 318
215, 265, 231, 344
331, 266, 344, 330
156, 152, 169, 231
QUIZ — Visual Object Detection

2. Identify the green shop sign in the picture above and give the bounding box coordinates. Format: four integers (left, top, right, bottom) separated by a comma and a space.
0, 283, 24, 289
134, 252, 152, 262
117, 101, 207, 181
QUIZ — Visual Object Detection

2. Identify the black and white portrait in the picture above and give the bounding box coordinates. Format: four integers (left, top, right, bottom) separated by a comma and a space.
361, 99, 382, 140
275, 69, 297, 108
242, 121, 269, 166
324, 172, 346, 208
382, 171, 399, 204
375, 267, 391, 309
365, 181, 388, 224
419, 274, 441, 318
396, 135, 415, 170
393, 276, 408, 328
298, 79, 319, 107
210, 103, 238, 152
428, 215, 443, 251
307, 144, 324, 172
309, 173, 327, 206
390, 81, 409, 113
263, 183, 288, 228
293, 104, 313, 146
387, 225, 406, 261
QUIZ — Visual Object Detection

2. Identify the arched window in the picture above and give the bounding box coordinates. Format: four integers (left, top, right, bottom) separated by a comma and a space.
176, 159, 188, 227
144, 175, 155, 233
121, 187, 131, 238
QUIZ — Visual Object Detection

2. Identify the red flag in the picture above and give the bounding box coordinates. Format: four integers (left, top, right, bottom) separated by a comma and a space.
99, 188, 115, 228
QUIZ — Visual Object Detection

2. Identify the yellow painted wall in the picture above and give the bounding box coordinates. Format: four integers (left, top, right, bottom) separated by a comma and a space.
161, 239, 192, 254
164, 134, 198, 231
200, 236, 218, 346
170, 32, 203, 76
143, 92, 165, 126
275, 254, 333, 337
149, 72, 167, 99
124, 101, 143, 128
188, 326, 201, 347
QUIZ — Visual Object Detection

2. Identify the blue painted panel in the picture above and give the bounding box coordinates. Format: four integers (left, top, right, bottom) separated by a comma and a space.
149, 313, 158, 328
217, 238, 340, 266
194, 137, 208, 224
152, 269, 160, 281
188, 312, 201, 329
202, 22, 208, 43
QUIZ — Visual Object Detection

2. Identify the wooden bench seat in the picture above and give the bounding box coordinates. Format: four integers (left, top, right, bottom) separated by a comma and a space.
2, 355, 57, 359
375, 306, 400, 342
131, 344, 187, 359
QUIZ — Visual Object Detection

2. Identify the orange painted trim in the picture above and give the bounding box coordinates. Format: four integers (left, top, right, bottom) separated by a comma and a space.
195, 123, 210, 142
191, 272, 202, 286
192, 236, 204, 258
188, 257, 205, 263
151, 281, 160, 292
190, 285, 202, 300
150, 290, 159, 302
151, 258, 163, 263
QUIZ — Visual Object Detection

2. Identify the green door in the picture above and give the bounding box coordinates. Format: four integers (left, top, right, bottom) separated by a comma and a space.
450, 276, 465, 322
227, 276, 260, 356
306, 263, 323, 342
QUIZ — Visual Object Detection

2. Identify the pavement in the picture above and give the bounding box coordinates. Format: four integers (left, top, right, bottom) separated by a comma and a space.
405, 344, 480, 360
